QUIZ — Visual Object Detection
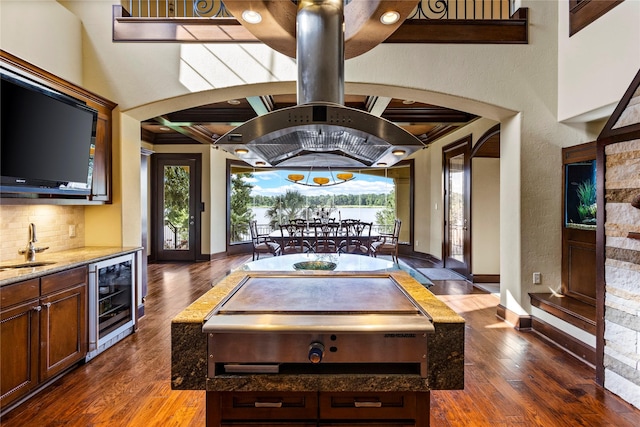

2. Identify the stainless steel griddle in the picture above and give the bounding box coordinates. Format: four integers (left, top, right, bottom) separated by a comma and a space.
203, 274, 434, 377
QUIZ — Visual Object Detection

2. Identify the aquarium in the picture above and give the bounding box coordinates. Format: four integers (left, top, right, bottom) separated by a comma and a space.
565, 160, 596, 229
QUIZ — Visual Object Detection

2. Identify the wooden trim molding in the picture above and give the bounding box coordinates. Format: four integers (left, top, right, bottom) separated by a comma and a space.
472, 274, 499, 283
529, 293, 596, 335
471, 124, 500, 158
569, 0, 624, 36
530, 318, 596, 368
496, 304, 532, 330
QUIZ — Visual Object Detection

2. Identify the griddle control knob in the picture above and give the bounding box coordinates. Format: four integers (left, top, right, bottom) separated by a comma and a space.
308, 342, 325, 364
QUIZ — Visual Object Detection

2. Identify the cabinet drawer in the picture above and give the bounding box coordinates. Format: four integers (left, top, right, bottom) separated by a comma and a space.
41, 266, 87, 295
0, 279, 39, 309
221, 392, 318, 420
319, 392, 416, 420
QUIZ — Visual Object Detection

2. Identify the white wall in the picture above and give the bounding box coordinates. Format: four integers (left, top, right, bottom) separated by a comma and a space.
0, 0, 83, 85
472, 157, 500, 275
558, 0, 640, 122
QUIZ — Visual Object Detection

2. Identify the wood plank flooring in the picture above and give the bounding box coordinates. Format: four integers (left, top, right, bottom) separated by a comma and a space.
2, 254, 640, 426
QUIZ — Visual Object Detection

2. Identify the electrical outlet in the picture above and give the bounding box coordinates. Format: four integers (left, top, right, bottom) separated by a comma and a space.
415, 240, 419, 247
533, 272, 541, 284
69, 224, 76, 238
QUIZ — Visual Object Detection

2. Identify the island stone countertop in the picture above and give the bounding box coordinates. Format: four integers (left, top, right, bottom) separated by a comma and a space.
171, 270, 465, 393
0, 246, 142, 286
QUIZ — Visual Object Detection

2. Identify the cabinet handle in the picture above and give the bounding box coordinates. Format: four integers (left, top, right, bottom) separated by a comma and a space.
354, 401, 383, 408
32, 305, 42, 312
254, 401, 283, 408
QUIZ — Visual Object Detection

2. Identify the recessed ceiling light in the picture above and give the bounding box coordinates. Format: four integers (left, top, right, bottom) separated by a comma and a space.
377, 162, 388, 167
242, 10, 262, 24
392, 149, 406, 156
159, 126, 170, 131
235, 148, 249, 155
255, 161, 266, 166
380, 11, 400, 25
402, 100, 415, 105
227, 99, 241, 105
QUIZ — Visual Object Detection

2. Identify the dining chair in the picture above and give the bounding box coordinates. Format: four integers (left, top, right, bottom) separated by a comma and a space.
313, 222, 340, 253
371, 219, 402, 263
249, 220, 281, 260
339, 221, 372, 256
279, 223, 313, 254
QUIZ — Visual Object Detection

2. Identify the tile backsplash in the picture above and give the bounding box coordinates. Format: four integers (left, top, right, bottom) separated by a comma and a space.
0, 205, 85, 262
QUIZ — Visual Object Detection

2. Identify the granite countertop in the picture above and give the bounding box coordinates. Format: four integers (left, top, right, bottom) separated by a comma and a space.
0, 246, 142, 286
171, 270, 465, 393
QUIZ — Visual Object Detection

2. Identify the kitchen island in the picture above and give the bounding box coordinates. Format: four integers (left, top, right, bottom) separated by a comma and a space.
172, 267, 465, 426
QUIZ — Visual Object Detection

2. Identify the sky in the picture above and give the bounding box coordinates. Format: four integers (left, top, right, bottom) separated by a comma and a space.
243, 170, 394, 197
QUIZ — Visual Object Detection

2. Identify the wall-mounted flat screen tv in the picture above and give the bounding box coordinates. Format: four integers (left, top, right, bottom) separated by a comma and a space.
1, 71, 98, 196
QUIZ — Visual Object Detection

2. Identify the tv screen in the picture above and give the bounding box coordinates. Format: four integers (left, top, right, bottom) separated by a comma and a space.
1, 73, 98, 195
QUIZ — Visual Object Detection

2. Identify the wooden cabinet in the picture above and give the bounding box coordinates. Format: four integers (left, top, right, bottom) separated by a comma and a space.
0, 50, 116, 204
88, 106, 113, 202
0, 267, 87, 410
207, 391, 429, 427
39, 268, 87, 381
0, 279, 40, 409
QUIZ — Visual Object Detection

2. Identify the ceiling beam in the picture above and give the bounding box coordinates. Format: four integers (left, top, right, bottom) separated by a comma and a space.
153, 116, 215, 145
366, 96, 392, 117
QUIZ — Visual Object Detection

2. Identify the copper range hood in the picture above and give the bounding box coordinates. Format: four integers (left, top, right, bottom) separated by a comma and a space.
214, 0, 425, 168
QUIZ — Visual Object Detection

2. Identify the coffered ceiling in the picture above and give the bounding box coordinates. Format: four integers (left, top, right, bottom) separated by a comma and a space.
141, 94, 477, 147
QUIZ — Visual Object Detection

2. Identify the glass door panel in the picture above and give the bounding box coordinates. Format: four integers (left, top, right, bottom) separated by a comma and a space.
448, 154, 465, 263
153, 155, 200, 261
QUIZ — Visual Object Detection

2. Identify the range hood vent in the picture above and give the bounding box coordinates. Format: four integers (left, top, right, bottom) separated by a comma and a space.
215, 0, 425, 168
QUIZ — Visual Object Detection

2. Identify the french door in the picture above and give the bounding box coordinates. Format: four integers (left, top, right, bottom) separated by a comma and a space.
443, 140, 471, 278
152, 154, 201, 261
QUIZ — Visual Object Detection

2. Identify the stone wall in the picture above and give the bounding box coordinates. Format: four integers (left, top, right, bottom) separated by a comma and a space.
603, 137, 640, 408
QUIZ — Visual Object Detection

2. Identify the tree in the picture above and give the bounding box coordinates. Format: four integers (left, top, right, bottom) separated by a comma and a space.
163, 165, 190, 230
375, 190, 396, 232
266, 189, 307, 227
230, 173, 255, 241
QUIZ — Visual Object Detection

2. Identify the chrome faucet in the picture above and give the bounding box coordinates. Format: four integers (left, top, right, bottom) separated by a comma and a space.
18, 223, 49, 262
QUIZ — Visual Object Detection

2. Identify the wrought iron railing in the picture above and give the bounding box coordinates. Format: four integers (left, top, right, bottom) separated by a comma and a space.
121, 0, 513, 20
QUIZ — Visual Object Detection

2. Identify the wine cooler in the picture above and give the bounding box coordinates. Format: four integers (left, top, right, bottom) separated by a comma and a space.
87, 253, 136, 360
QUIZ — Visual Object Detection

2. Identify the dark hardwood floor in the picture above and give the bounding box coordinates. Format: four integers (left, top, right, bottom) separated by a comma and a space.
2, 254, 640, 426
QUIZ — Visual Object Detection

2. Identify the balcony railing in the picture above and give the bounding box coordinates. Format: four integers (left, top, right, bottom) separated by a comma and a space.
114, 1, 527, 47
120, 0, 513, 20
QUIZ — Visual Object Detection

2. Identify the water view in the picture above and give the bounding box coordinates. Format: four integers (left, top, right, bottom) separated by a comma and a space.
251, 206, 384, 226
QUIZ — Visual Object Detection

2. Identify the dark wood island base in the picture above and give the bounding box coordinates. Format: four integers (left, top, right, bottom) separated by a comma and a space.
206, 390, 430, 427
172, 271, 464, 427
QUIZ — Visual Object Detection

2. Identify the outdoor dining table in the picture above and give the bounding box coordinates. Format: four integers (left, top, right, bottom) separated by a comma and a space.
268, 223, 380, 254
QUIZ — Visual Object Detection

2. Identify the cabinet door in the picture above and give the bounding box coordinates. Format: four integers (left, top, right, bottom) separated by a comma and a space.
0, 298, 40, 409
90, 109, 112, 202
39, 284, 87, 381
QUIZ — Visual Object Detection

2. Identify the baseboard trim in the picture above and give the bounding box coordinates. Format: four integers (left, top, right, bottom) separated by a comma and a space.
473, 274, 500, 283
530, 317, 596, 368
496, 304, 532, 330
